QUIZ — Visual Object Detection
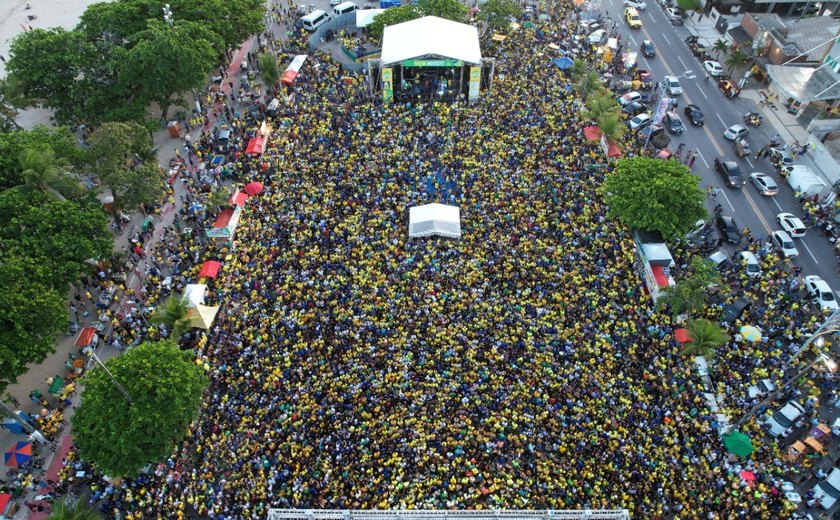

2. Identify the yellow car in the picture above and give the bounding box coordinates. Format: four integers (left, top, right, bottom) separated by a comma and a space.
625, 7, 642, 28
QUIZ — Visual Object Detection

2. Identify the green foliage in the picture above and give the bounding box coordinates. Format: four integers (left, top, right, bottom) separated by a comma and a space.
368, 5, 423, 40
72, 340, 209, 477
0, 80, 24, 133
417, 0, 468, 21
573, 71, 603, 99
682, 318, 731, 358
86, 122, 164, 213
177, 0, 265, 51
724, 49, 749, 74
15, 147, 81, 201
0, 255, 67, 393
657, 256, 720, 317
712, 39, 728, 59
583, 89, 620, 122
258, 54, 280, 88
477, 0, 522, 29
0, 190, 113, 288
121, 20, 220, 116
0, 126, 82, 192
46, 497, 103, 520
676, 0, 701, 10
595, 113, 627, 143
601, 156, 707, 241
150, 294, 193, 339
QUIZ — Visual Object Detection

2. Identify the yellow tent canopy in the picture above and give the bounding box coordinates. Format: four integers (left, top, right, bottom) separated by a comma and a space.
187, 304, 221, 330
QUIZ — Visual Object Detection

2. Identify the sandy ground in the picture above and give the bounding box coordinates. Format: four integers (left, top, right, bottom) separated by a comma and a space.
0, 0, 110, 128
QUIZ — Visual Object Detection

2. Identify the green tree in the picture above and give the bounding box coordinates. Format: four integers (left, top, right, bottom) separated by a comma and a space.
258, 54, 280, 89
574, 70, 604, 100
86, 122, 164, 215
712, 39, 728, 60
12, 147, 80, 201
150, 294, 193, 339
72, 340, 208, 477
676, 0, 701, 13
570, 58, 587, 83
0, 191, 112, 288
0, 126, 83, 191
601, 156, 707, 240
205, 186, 232, 210
595, 113, 627, 143
368, 5, 423, 40
0, 80, 24, 132
681, 318, 731, 358
120, 20, 220, 117
46, 497, 102, 520
417, 0, 468, 21
177, 0, 265, 52
724, 49, 749, 75
583, 90, 620, 122
477, 0, 521, 30
0, 255, 67, 393
76, 0, 163, 44
657, 256, 720, 317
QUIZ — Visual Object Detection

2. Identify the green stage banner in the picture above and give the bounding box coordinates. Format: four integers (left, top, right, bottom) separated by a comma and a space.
402, 59, 462, 67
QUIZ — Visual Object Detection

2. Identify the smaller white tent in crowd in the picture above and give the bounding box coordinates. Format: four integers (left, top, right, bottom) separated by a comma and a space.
408, 203, 461, 239
183, 284, 207, 308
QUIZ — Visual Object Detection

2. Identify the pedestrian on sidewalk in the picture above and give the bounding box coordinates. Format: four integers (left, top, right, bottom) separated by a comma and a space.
689, 155, 696, 169
4, 393, 19, 407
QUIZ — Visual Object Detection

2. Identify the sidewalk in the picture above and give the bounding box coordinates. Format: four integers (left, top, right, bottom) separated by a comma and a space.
0, 27, 261, 519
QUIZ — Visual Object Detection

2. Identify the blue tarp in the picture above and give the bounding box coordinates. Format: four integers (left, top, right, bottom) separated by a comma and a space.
552, 57, 574, 70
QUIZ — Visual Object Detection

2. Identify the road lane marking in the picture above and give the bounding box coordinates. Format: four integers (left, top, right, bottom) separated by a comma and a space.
698, 89, 708, 100
772, 197, 783, 212
698, 152, 709, 168
721, 190, 735, 212
745, 157, 754, 168
629, 35, 637, 45
662, 34, 670, 45
677, 56, 687, 70
716, 114, 727, 130
801, 241, 818, 263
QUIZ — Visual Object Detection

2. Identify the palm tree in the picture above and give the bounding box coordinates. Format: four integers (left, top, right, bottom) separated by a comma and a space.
0, 79, 23, 132
570, 58, 587, 82
258, 54, 280, 90
205, 186, 232, 210
681, 318, 731, 358
150, 293, 193, 339
574, 71, 604, 101
712, 39, 729, 60
13, 147, 79, 201
583, 90, 621, 122
596, 113, 626, 143
46, 497, 102, 520
724, 50, 749, 75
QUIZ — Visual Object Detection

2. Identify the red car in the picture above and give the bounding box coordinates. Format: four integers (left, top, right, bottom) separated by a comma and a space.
718, 79, 740, 98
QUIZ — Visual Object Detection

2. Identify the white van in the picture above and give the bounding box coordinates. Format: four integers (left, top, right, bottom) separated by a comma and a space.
334, 1, 357, 15
813, 468, 840, 509
301, 9, 330, 31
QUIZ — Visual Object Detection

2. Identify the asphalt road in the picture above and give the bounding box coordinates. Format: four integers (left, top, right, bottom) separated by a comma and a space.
598, 0, 840, 294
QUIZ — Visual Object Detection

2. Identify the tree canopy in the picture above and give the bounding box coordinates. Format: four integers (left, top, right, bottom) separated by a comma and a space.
0, 126, 82, 191
601, 156, 707, 240
417, 0, 468, 21
657, 255, 721, 318
368, 5, 423, 39
72, 340, 208, 477
477, 0, 521, 30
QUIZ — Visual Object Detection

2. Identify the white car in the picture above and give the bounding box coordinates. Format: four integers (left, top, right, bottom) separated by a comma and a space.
776, 212, 807, 238
618, 91, 643, 106
771, 230, 799, 258
662, 75, 682, 96
623, 0, 647, 9
812, 468, 840, 509
723, 124, 749, 141
749, 172, 778, 196
587, 29, 607, 44
805, 275, 839, 311
739, 251, 761, 278
330, 0, 342, 4
703, 60, 723, 78
628, 113, 652, 129
765, 400, 805, 437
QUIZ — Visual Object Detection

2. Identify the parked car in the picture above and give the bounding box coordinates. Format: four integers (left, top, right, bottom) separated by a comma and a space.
747, 378, 777, 398
624, 0, 647, 9
777, 212, 807, 238
714, 158, 743, 188
805, 275, 839, 311
641, 39, 655, 57
749, 172, 778, 196
769, 147, 794, 167
723, 124, 749, 141
765, 400, 805, 438
587, 29, 607, 44
771, 230, 799, 257
618, 91, 643, 106
663, 112, 684, 134
722, 297, 751, 323
662, 75, 682, 96
739, 251, 761, 278
719, 79, 741, 98
812, 468, 840, 510
716, 213, 742, 243
628, 113, 653, 130
703, 60, 724, 78
640, 124, 670, 149
622, 101, 648, 116
708, 250, 730, 270
683, 104, 704, 126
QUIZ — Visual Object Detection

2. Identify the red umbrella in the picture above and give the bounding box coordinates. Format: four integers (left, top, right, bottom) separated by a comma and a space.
198, 260, 222, 279
244, 182, 264, 195
4, 441, 32, 467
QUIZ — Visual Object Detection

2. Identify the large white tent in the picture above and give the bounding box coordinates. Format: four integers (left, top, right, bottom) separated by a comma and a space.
183, 284, 207, 308
408, 203, 461, 239
356, 9, 385, 28
380, 16, 482, 66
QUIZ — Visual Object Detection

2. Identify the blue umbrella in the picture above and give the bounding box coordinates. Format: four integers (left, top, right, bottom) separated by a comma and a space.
188, 202, 204, 214
552, 57, 574, 70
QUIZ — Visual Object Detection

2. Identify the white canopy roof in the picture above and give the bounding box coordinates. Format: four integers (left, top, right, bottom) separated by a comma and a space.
409, 203, 461, 239
381, 16, 481, 65
356, 9, 385, 27
183, 284, 207, 308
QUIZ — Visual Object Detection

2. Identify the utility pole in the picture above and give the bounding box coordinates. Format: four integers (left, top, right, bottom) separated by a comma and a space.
0, 400, 48, 444
83, 346, 133, 404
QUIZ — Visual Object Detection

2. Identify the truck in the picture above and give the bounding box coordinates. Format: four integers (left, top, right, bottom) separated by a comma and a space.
783, 164, 828, 198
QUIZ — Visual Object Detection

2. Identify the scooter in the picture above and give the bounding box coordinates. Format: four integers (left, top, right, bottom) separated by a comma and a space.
743, 111, 762, 126
670, 17, 684, 25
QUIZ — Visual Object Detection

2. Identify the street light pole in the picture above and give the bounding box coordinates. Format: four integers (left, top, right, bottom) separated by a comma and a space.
0, 400, 49, 444
83, 347, 133, 404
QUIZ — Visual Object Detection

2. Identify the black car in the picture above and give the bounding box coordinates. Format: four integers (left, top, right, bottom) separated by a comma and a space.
714, 158, 743, 188
723, 297, 752, 323
715, 213, 743, 244
683, 104, 704, 126
664, 112, 684, 135
641, 40, 656, 58
622, 101, 647, 116
640, 124, 670, 149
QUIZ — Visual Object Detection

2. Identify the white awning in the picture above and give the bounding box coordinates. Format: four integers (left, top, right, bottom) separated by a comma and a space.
182, 284, 207, 308
381, 16, 482, 65
408, 203, 461, 239
356, 9, 385, 27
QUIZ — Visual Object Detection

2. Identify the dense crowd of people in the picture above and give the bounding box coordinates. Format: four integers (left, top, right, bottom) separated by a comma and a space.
36, 0, 840, 519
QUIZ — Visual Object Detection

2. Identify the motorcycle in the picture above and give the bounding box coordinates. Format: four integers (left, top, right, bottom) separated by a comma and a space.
743, 111, 762, 126
670, 16, 684, 25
